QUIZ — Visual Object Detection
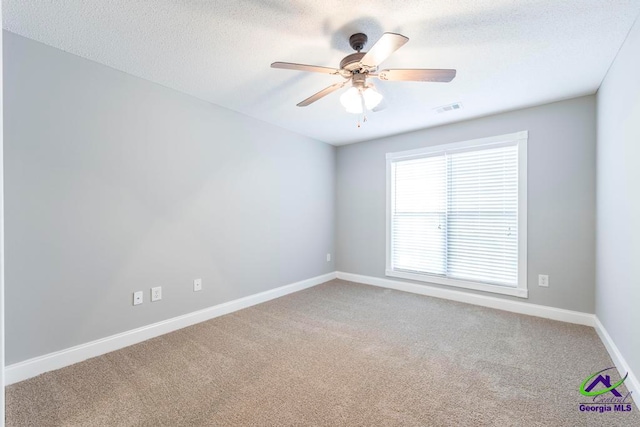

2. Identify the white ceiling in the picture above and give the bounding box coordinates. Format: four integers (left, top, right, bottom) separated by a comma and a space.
4, 1, 640, 145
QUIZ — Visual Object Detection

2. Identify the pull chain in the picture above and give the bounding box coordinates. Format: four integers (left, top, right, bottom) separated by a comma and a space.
357, 91, 367, 127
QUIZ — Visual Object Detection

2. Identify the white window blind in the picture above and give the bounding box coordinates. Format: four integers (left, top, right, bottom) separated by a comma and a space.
392, 155, 447, 276
446, 144, 518, 286
387, 132, 527, 296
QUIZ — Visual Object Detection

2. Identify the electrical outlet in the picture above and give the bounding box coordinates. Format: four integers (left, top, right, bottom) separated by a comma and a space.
194, 278, 202, 292
151, 286, 162, 301
326, 253, 331, 262
538, 274, 549, 287
133, 291, 143, 306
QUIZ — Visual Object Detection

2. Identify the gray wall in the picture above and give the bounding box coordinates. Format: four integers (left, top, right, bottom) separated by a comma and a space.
596, 17, 640, 380
3, 32, 335, 365
1, 17, 5, 419
337, 96, 596, 313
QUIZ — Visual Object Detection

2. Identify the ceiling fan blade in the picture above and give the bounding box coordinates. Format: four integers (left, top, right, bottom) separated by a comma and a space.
360, 33, 409, 67
378, 69, 457, 82
297, 81, 347, 107
271, 62, 340, 75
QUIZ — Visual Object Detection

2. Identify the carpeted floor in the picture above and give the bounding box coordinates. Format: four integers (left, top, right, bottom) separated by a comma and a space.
6, 279, 639, 426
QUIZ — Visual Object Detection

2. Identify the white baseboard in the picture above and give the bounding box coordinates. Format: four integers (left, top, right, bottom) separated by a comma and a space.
5, 272, 336, 386
14, 270, 634, 403
336, 271, 595, 326
594, 317, 639, 407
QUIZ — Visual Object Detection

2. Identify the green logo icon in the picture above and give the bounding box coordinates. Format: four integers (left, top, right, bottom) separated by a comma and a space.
580, 367, 628, 397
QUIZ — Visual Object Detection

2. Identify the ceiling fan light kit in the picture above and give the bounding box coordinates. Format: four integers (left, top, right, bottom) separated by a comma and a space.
339, 73, 383, 114
271, 32, 456, 125
339, 85, 383, 114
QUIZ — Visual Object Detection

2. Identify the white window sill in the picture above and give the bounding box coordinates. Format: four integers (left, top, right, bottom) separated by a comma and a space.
385, 269, 528, 298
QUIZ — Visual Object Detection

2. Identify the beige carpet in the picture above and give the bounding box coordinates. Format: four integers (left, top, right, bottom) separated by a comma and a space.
6, 279, 639, 426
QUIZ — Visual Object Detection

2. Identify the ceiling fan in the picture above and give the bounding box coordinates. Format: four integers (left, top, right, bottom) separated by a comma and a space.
271, 32, 456, 115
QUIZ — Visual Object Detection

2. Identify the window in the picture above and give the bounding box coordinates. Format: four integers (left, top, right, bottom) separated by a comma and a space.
386, 131, 528, 298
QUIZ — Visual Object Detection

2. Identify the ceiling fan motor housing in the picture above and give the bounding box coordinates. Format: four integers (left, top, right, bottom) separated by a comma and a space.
340, 52, 366, 71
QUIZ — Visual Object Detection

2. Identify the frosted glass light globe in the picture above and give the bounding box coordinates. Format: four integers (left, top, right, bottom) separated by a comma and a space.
340, 85, 383, 114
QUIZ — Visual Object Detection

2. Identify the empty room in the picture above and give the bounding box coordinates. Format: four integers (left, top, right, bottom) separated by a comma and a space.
1, 1, 639, 426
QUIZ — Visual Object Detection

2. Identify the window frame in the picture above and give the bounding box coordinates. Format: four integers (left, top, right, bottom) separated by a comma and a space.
385, 131, 528, 298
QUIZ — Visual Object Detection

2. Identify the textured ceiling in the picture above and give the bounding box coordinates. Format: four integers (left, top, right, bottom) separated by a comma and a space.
4, 1, 640, 145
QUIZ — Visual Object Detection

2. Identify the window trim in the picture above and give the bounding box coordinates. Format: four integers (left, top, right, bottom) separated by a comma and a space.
385, 131, 528, 298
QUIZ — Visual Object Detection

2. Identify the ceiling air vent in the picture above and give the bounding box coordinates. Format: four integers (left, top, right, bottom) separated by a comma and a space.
435, 102, 463, 114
